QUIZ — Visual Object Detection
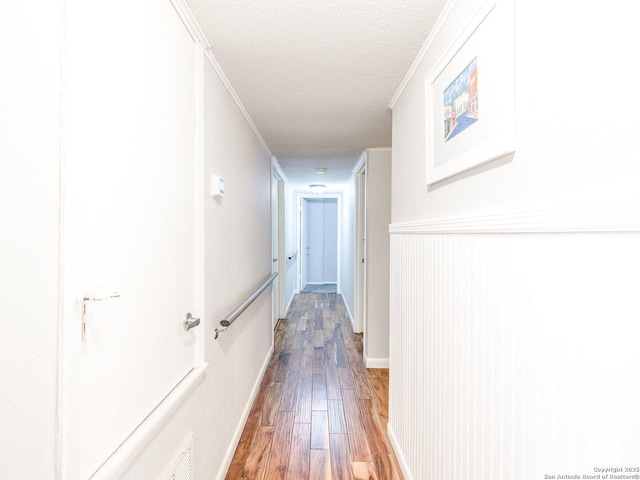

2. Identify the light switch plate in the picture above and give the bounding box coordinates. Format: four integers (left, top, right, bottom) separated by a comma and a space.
211, 174, 224, 197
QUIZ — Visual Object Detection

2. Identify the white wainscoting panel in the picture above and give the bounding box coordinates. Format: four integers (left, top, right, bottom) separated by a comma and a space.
389, 230, 640, 479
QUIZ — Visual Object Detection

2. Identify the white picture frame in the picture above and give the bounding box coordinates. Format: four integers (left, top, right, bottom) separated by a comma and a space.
425, 0, 515, 185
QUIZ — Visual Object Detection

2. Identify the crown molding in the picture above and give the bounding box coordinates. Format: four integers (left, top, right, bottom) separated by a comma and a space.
271, 156, 289, 184
169, 0, 210, 47
388, 0, 458, 109
389, 200, 640, 234
202, 50, 272, 157
366, 147, 392, 152
352, 151, 367, 175
169, 0, 272, 157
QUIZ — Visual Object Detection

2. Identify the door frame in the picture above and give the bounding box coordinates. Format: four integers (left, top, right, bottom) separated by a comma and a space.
271, 157, 286, 325
57, 42, 207, 480
353, 153, 367, 335
296, 193, 342, 294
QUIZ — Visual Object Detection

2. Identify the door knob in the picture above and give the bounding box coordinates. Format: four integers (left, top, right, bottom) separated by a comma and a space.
82, 292, 120, 302
184, 312, 200, 331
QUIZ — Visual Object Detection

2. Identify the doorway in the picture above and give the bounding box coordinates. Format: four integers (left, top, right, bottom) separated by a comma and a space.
271, 164, 286, 327
354, 162, 367, 334
299, 196, 340, 294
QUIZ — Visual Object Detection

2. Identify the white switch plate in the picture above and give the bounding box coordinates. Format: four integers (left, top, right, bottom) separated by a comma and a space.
211, 174, 224, 197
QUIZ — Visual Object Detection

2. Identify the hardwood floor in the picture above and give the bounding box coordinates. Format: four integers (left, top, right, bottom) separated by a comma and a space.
226, 293, 402, 480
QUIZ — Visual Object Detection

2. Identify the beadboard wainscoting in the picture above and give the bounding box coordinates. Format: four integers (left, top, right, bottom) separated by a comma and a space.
388, 204, 640, 480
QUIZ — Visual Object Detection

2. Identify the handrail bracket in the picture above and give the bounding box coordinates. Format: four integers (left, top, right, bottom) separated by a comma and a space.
214, 272, 278, 340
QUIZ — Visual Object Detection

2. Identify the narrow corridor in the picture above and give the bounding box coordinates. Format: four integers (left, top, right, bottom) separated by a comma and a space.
226, 293, 402, 479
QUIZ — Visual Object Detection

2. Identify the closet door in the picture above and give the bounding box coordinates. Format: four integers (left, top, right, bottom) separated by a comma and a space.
63, 1, 199, 477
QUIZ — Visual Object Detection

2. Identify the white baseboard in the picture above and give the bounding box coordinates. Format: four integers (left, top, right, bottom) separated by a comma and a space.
364, 355, 389, 369
386, 422, 413, 480
339, 290, 356, 332
286, 290, 296, 313
215, 345, 274, 480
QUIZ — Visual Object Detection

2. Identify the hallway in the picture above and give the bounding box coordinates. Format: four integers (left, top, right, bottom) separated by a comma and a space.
226, 293, 401, 480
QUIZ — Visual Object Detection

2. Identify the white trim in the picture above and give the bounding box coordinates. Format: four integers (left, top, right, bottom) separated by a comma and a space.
388, 0, 458, 109
216, 346, 275, 480
271, 156, 289, 184
271, 164, 282, 325
203, 51, 271, 156
340, 290, 356, 333
352, 147, 392, 173
352, 151, 367, 175
297, 196, 304, 292
389, 200, 640, 234
271, 157, 290, 319
91, 364, 209, 480
386, 423, 413, 480
194, 43, 206, 368
169, 0, 272, 158
353, 159, 367, 339
297, 193, 343, 293
286, 290, 296, 314
364, 355, 389, 369
278, 179, 287, 319
365, 147, 392, 152
168, 0, 209, 46
56, 1, 68, 471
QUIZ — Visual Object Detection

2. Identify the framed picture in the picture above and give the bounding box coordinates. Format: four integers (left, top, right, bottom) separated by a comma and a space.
425, 0, 515, 185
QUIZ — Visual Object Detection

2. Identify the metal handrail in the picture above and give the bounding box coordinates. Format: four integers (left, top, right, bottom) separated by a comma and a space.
214, 272, 278, 339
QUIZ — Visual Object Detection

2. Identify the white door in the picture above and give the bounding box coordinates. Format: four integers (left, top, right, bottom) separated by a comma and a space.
300, 198, 309, 291
63, 1, 199, 477
306, 199, 324, 284
320, 199, 338, 283
272, 173, 279, 326
355, 167, 367, 334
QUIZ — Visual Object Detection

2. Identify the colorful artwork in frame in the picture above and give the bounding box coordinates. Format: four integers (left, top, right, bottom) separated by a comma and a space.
443, 57, 478, 142
425, 0, 514, 185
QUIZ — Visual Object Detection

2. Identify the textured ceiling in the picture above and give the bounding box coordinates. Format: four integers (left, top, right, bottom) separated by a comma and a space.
188, 0, 447, 190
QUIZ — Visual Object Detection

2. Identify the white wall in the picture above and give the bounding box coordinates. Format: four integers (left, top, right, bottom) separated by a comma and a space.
392, 0, 640, 222
283, 182, 299, 309
0, 2, 61, 477
322, 200, 338, 282
389, 0, 640, 478
340, 176, 357, 325
306, 199, 324, 283
364, 149, 392, 366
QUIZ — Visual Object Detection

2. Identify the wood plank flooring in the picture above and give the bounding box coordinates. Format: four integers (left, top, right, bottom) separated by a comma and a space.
225, 293, 401, 480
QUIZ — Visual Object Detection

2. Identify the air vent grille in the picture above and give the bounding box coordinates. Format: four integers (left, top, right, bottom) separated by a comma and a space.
163, 434, 194, 480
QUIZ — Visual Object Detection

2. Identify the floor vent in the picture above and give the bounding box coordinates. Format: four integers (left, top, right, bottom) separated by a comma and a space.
163, 434, 194, 480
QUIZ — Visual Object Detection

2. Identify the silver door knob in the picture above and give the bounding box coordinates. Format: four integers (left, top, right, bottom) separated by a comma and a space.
82, 292, 120, 302
184, 312, 200, 331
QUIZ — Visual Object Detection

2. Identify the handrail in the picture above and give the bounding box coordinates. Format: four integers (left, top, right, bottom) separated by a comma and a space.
214, 272, 278, 339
